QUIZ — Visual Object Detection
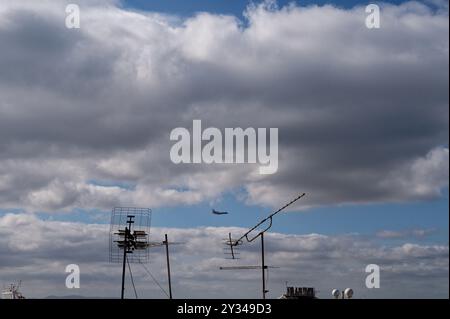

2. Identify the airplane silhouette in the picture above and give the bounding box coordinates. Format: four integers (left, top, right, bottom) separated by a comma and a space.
212, 209, 229, 215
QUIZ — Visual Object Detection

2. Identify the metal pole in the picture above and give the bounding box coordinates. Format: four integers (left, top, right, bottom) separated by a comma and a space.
164, 234, 173, 299
121, 216, 134, 299
120, 226, 128, 300
261, 232, 266, 299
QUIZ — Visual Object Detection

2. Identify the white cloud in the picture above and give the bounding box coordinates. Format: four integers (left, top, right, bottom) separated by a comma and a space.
0, 214, 447, 298
376, 228, 436, 239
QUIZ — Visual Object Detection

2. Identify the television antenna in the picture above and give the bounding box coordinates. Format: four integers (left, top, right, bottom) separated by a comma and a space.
221, 193, 306, 299
109, 207, 151, 299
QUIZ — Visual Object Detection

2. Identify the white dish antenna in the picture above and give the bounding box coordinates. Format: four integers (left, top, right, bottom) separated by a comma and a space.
344, 288, 354, 299
332, 288, 340, 298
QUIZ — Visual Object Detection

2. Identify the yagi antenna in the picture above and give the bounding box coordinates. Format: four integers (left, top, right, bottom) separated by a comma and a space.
231, 193, 306, 246
219, 266, 279, 270
222, 193, 306, 299
222, 232, 243, 259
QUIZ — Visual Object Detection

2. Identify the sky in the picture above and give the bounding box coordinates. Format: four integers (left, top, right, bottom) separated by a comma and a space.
0, 0, 448, 299
123, 0, 409, 16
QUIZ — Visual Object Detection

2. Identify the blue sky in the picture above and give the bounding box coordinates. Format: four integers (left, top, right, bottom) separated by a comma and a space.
28, 188, 448, 244
122, 0, 409, 16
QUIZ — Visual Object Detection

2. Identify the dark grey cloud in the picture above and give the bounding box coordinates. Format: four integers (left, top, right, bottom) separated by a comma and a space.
0, 0, 448, 212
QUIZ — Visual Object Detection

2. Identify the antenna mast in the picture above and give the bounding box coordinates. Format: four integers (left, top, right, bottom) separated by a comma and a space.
223, 193, 306, 299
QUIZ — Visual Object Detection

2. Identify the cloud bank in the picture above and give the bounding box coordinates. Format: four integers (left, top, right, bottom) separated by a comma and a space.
0, 213, 448, 298
0, 0, 448, 213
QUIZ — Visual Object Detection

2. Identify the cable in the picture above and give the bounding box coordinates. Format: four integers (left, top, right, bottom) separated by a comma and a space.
127, 258, 138, 299
140, 263, 170, 298
140, 263, 170, 299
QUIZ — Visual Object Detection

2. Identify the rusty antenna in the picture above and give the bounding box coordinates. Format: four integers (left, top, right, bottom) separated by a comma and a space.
221, 193, 306, 299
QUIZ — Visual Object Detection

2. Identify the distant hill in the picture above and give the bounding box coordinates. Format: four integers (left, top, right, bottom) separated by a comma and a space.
44, 295, 113, 299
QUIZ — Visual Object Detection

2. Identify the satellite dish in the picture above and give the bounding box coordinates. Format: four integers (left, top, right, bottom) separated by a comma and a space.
344, 288, 354, 299
332, 289, 340, 298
